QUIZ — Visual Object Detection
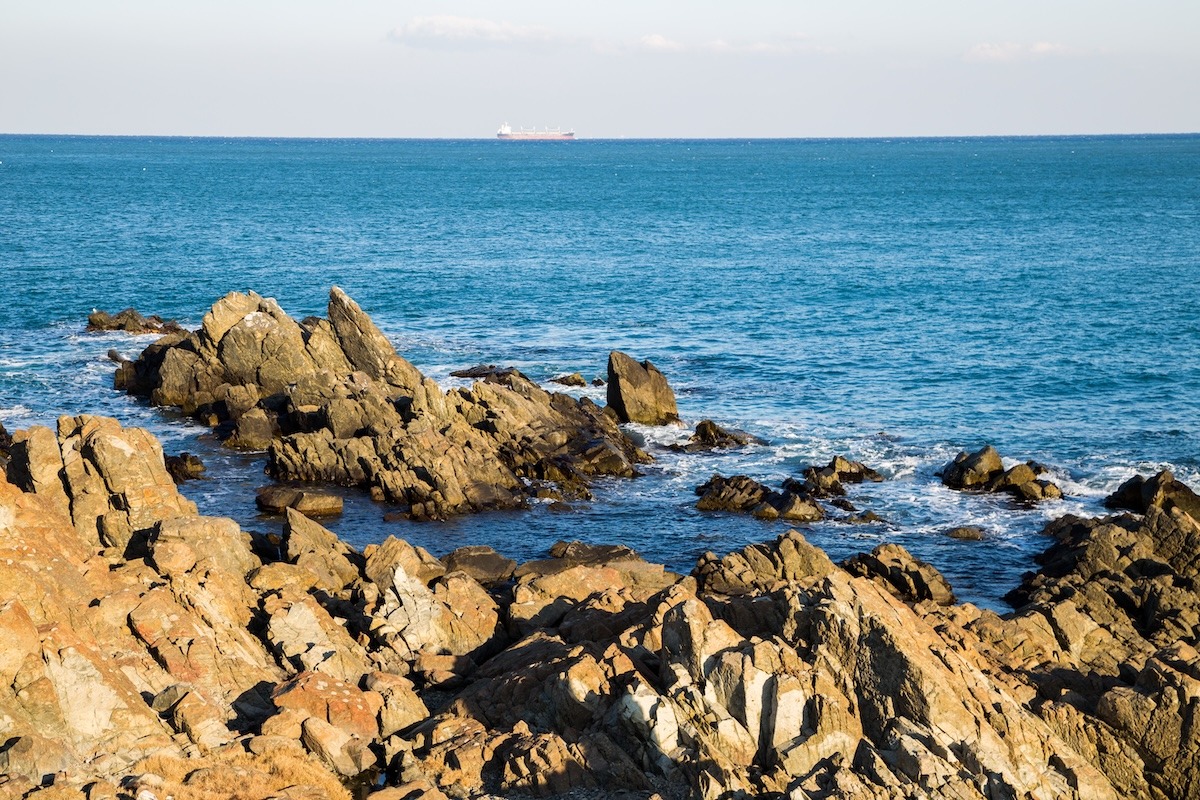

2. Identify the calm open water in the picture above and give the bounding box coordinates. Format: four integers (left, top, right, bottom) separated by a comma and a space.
2, 134, 1198, 609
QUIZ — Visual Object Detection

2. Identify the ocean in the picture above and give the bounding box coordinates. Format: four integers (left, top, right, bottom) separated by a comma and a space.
2, 133, 1198, 610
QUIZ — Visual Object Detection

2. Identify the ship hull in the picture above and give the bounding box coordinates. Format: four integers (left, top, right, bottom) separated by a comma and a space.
497, 133, 576, 141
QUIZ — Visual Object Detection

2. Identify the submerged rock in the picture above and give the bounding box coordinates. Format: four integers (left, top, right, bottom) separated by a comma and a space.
548, 372, 587, 387
87, 307, 184, 335
671, 419, 761, 452
606, 349, 680, 425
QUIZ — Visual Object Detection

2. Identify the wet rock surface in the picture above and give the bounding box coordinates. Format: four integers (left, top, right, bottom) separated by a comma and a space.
695, 456, 888, 524
670, 419, 761, 452
941, 444, 1064, 502
118, 289, 651, 520
87, 308, 184, 335
4, 417, 1199, 800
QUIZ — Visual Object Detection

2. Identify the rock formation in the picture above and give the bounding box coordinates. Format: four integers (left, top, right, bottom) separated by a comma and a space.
671, 419, 761, 452
3, 417, 1199, 800
116, 289, 650, 519
695, 457, 887, 523
606, 350, 680, 425
87, 308, 184, 335
941, 444, 1064, 502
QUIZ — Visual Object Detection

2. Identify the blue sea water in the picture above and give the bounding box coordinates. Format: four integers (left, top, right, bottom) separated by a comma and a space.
1, 134, 1198, 610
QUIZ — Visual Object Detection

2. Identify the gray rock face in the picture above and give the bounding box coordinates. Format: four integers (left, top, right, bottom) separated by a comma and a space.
119, 288, 651, 519
605, 350, 680, 425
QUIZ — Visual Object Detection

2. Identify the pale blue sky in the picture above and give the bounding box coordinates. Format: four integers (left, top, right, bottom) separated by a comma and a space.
3, 1, 1197, 137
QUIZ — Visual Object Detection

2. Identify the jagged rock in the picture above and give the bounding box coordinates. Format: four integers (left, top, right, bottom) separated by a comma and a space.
368, 550, 502, 681
942, 445, 1063, 502
283, 508, 360, 591
511, 541, 678, 611
364, 535, 446, 588
606, 350, 680, 425
672, 419, 760, 452
549, 372, 587, 387
790, 455, 884, 498
121, 289, 650, 519
365, 671, 428, 738
163, 451, 205, 483
941, 445, 1005, 488
225, 407, 278, 450
442, 545, 517, 586
3, 416, 1199, 800
842, 543, 957, 605
87, 308, 183, 335
256, 486, 343, 517
695, 474, 823, 522
267, 596, 372, 683
0, 420, 13, 462
694, 529, 836, 595
1105, 469, 1200, 524
267, 671, 381, 777
6, 416, 197, 550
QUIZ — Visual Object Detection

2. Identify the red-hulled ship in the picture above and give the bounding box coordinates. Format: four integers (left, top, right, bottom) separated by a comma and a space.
497, 123, 575, 141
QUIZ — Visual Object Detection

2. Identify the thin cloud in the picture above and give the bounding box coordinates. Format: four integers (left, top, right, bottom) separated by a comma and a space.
389, 16, 568, 51
638, 34, 685, 53
964, 41, 1073, 63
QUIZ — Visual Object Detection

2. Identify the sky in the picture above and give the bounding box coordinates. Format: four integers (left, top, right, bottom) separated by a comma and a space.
3, 1, 1198, 138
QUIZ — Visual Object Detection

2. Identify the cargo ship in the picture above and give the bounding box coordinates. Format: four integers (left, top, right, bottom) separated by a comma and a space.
497, 123, 575, 141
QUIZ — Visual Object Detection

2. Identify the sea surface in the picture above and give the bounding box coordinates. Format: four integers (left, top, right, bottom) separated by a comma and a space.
2, 134, 1198, 610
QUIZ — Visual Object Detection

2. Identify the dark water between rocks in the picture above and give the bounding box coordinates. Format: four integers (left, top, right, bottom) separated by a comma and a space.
2, 133, 1198, 610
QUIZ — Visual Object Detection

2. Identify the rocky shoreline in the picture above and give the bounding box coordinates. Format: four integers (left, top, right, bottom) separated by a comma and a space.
1, 291, 1198, 800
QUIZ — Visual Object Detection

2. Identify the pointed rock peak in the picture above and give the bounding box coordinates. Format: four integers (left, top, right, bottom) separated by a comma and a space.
201, 290, 263, 346
327, 288, 423, 392
606, 350, 679, 425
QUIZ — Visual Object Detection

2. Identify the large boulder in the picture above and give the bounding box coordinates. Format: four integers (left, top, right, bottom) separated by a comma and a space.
6, 416, 197, 550
942, 445, 1063, 502
605, 350, 680, 425
1105, 469, 1200, 524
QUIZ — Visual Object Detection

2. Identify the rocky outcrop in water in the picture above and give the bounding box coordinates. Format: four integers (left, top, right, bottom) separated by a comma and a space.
4, 418, 1200, 800
606, 350, 680, 425
671, 419, 761, 452
1104, 468, 1200, 523
695, 473, 825, 522
941, 444, 1064, 502
117, 289, 650, 520
694, 457, 887, 523
87, 308, 185, 335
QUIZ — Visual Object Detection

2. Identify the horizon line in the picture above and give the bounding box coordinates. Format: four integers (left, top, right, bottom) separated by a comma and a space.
3, 130, 1199, 142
